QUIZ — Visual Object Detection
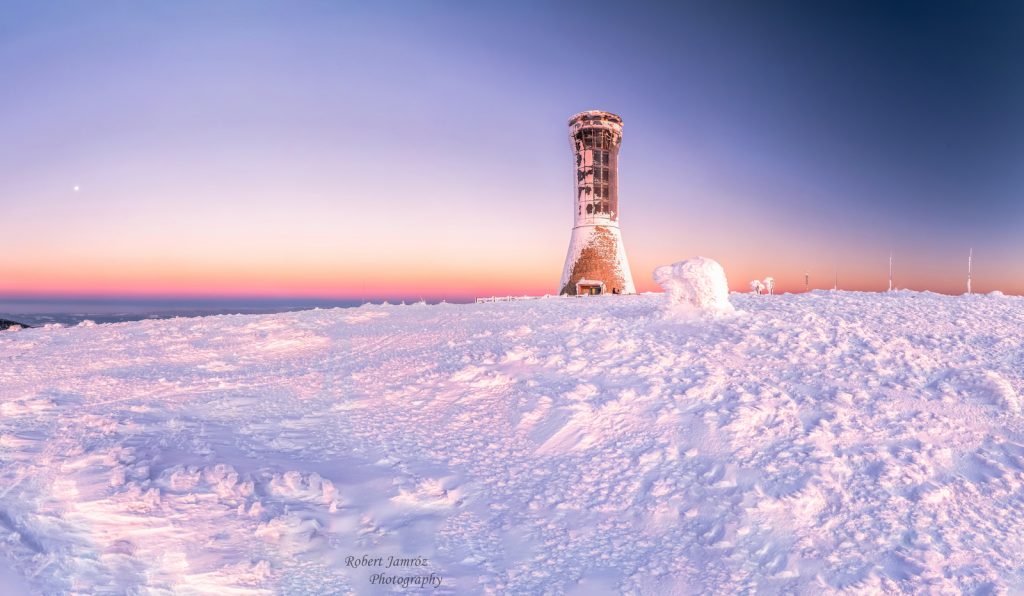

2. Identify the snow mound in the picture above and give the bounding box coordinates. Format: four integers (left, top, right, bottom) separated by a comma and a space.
653, 257, 734, 314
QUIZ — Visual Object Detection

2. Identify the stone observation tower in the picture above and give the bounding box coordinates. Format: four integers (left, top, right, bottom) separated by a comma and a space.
559, 110, 636, 296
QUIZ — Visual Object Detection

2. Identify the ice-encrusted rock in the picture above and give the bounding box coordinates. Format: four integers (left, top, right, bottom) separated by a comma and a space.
653, 257, 734, 314
0, 319, 29, 331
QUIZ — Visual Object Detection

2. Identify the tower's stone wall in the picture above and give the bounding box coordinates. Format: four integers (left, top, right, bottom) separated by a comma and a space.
559, 226, 630, 295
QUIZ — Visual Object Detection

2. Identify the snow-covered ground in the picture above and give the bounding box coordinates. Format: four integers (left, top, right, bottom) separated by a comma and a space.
2, 291, 1023, 594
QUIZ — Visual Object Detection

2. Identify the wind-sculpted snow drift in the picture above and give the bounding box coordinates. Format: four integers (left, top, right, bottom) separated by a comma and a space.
2, 292, 1024, 593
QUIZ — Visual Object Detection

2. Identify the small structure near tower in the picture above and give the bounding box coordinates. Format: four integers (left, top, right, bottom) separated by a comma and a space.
559, 110, 636, 296
575, 279, 606, 295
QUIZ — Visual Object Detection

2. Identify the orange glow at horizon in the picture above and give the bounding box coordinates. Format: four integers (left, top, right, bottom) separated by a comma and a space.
1, 255, 560, 300
5, 252, 1010, 300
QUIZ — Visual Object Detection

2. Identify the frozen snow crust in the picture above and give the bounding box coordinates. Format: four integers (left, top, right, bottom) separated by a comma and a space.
2, 291, 1024, 593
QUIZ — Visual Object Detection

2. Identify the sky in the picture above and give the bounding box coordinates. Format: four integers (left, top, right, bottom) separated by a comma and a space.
2, 0, 1023, 300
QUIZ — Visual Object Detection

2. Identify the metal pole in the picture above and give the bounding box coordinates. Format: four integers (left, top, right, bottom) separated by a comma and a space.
888, 252, 893, 292
968, 248, 973, 295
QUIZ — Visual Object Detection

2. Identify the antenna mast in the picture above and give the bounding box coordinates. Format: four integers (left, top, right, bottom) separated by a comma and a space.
967, 248, 973, 295
888, 252, 893, 292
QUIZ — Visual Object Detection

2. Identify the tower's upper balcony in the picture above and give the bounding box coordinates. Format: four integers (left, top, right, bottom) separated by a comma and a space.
568, 111, 623, 138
